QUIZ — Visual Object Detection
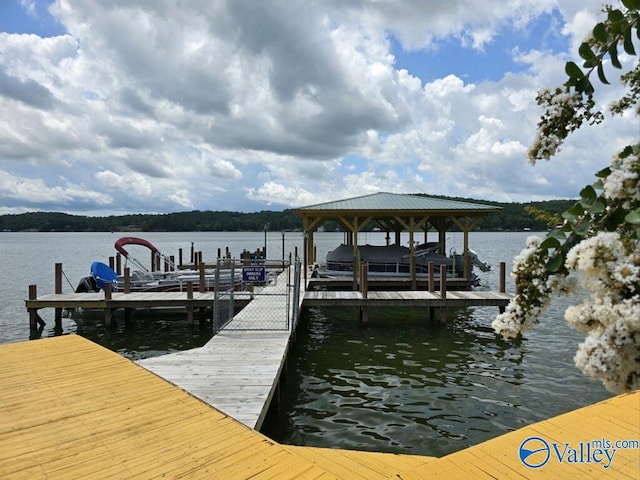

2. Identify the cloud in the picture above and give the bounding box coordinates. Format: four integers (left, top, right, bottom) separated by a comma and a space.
0, 169, 113, 213
0, 0, 632, 214
0, 65, 54, 109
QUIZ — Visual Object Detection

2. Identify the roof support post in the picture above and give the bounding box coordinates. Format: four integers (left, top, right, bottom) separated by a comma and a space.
352, 222, 359, 291
408, 217, 416, 290
302, 217, 315, 273
450, 215, 483, 288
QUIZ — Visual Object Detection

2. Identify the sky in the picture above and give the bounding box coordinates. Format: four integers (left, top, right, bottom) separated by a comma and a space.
0, 0, 637, 215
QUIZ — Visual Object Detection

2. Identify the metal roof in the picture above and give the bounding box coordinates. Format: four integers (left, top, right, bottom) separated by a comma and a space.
296, 192, 499, 213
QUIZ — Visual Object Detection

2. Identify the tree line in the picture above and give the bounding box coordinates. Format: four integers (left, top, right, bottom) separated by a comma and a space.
0, 197, 574, 233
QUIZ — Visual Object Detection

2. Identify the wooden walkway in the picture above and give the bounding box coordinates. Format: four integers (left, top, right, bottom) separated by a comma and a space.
25, 290, 252, 326
303, 290, 513, 308
25, 289, 511, 327
1, 334, 637, 479
137, 270, 296, 429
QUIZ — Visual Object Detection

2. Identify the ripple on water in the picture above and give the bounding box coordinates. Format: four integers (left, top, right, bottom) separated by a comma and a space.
262, 304, 611, 457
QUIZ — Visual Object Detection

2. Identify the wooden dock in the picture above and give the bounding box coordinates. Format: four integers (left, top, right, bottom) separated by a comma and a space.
303, 290, 513, 308
137, 269, 298, 429
25, 290, 253, 327
1, 334, 637, 479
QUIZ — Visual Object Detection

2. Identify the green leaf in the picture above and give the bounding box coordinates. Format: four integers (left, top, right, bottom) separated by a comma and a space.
580, 185, 597, 202
608, 44, 622, 69
605, 207, 628, 230
565, 61, 585, 79
593, 23, 608, 43
608, 9, 625, 27
548, 229, 567, 241
579, 42, 596, 61
619, 145, 635, 158
624, 28, 637, 55
576, 77, 594, 95
568, 202, 585, 216
625, 208, 640, 225
622, 0, 640, 9
573, 218, 591, 236
597, 62, 610, 84
562, 211, 578, 223
596, 166, 612, 178
540, 236, 562, 251
591, 198, 606, 215
546, 253, 565, 273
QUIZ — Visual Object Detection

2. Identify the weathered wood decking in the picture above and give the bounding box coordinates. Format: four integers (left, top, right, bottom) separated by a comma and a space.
137, 270, 297, 429
137, 331, 291, 429
25, 283, 512, 325
1, 334, 637, 479
303, 290, 513, 308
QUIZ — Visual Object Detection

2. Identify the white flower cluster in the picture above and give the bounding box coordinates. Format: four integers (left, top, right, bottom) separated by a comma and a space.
493, 229, 639, 392
572, 304, 639, 392
602, 150, 640, 209
564, 232, 640, 392
528, 88, 584, 164
491, 236, 571, 339
565, 232, 639, 296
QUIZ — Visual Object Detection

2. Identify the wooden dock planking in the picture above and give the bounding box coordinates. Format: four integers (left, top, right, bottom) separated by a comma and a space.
25, 291, 254, 310
285, 446, 438, 479
1, 332, 638, 478
0, 335, 339, 480
302, 290, 513, 308
138, 270, 297, 429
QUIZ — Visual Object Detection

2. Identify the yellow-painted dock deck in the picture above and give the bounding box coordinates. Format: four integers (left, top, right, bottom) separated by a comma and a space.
0, 335, 638, 479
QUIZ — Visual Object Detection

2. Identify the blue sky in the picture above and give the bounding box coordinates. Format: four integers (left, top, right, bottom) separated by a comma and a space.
391, 11, 568, 84
0, 0, 635, 215
0, 0, 64, 36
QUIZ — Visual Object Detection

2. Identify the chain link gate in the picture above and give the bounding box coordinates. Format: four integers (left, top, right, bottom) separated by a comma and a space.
212, 258, 299, 332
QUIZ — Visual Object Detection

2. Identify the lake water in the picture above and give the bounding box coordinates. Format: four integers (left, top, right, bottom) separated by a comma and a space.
0, 231, 611, 457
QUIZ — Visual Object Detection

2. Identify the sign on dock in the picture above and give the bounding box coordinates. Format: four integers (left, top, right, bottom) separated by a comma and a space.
242, 266, 266, 282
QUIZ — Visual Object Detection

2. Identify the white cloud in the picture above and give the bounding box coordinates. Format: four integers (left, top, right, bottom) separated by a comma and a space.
0, 0, 632, 214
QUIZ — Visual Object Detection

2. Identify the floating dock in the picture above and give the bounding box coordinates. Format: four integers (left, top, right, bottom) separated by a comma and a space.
0, 334, 637, 479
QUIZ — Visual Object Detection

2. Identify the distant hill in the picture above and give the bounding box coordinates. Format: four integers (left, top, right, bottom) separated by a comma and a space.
0, 197, 575, 232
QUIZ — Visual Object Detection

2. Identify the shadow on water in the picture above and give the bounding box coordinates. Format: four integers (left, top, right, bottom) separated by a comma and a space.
49, 309, 216, 361
262, 305, 605, 458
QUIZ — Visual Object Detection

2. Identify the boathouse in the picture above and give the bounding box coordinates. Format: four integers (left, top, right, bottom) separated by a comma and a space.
294, 192, 500, 289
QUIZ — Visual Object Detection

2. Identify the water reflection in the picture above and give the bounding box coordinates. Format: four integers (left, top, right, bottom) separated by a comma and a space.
68, 310, 214, 361
262, 305, 597, 457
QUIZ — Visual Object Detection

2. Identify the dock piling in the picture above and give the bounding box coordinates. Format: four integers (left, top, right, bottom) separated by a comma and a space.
104, 283, 113, 327
28, 285, 45, 330
359, 263, 368, 325
428, 262, 435, 321
439, 265, 447, 323
124, 267, 131, 293
54, 263, 63, 332
187, 281, 194, 325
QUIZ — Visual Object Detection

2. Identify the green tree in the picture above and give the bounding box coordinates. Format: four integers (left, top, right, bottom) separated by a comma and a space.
493, 1, 639, 393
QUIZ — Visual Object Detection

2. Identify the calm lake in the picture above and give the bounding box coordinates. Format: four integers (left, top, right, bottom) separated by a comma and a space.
0, 231, 611, 457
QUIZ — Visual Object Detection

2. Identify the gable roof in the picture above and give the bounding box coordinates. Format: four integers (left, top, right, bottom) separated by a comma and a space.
295, 192, 499, 214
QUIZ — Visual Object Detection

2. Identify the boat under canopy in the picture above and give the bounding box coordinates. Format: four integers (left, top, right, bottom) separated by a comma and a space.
317, 242, 489, 285
294, 192, 501, 289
